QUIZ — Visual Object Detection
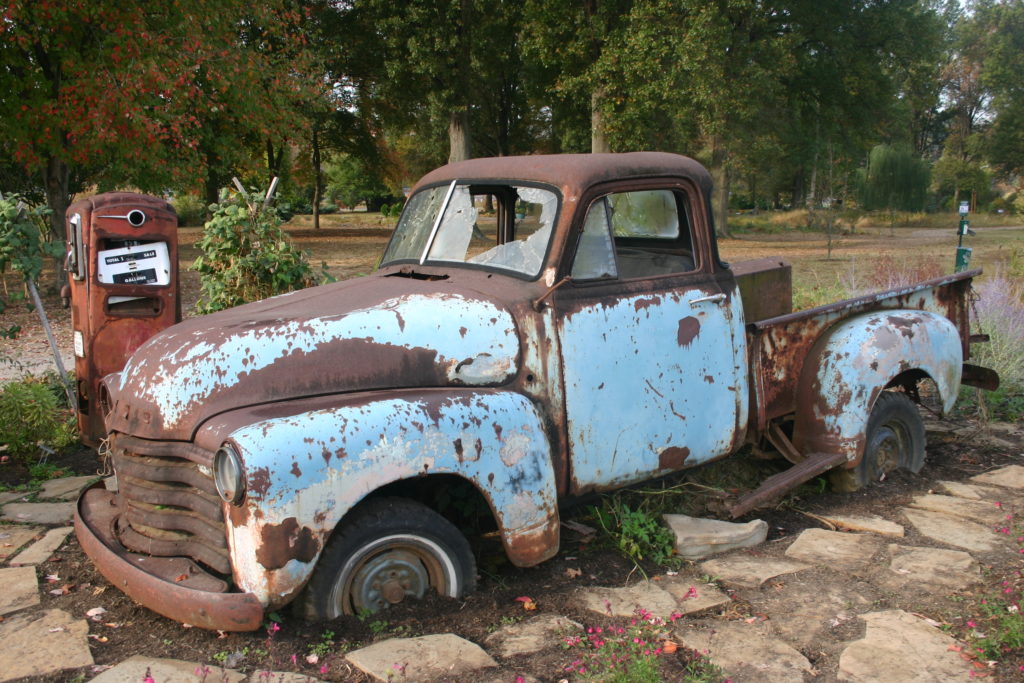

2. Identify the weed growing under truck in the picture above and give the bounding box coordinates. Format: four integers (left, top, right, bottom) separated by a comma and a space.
75, 153, 999, 631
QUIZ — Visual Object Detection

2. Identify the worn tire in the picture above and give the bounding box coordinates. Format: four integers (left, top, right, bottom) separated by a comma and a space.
831, 392, 926, 493
300, 497, 476, 620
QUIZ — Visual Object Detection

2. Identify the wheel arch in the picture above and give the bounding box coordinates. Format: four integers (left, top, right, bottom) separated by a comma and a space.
792, 310, 962, 467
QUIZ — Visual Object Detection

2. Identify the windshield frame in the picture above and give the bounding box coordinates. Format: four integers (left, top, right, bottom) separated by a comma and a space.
379, 179, 562, 281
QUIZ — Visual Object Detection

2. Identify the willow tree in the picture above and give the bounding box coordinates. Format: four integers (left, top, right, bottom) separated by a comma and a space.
857, 144, 930, 233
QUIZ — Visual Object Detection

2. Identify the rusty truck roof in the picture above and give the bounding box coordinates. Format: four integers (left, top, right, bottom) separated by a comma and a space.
413, 152, 713, 196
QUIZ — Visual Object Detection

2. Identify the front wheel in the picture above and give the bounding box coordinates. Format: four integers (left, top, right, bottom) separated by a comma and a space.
300, 497, 476, 620
831, 391, 925, 493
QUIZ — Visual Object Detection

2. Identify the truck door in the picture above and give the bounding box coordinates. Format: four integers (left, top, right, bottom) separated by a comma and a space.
554, 186, 747, 492
65, 193, 180, 446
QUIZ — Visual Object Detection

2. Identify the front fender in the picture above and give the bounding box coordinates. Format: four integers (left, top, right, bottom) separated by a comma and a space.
793, 310, 962, 464
214, 389, 558, 608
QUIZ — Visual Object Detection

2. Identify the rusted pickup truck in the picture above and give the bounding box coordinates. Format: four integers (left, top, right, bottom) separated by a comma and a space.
76, 153, 997, 631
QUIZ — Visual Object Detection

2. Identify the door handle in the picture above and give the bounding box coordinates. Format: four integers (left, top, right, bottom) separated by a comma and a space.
689, 293, 726, 305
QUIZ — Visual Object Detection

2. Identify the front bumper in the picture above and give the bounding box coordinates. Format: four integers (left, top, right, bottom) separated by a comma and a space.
74, 482, 264, 631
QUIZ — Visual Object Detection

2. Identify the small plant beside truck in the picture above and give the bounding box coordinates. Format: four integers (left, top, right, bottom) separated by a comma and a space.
75, 153, 999, 631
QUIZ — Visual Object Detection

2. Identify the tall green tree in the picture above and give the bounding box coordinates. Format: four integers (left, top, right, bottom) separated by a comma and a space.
857, 143, 930, 230
974, 0, 1024, 178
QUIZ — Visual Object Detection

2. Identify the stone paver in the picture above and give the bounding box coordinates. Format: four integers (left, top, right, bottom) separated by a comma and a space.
700, 556, 810, 588
579, 582, 680, 620
347, 634, 497, 682
764, 581, 873, 650
0, 491, 30, 506
816, 513, 904, 537
39, 475, 100, 500
883, 544, 980, 590
971, 464, 1024, 489
837, 609, 973, 681
0, 565, 39, 615
0, 524, 42, 559
244, 673, 321, 683
9, 526, 73, 566
784, 528, 883, 569
1, 501, 74, 525
908, 493, 1005, 525
936, 480, 1005, 501
661, 576, 732, 614
902, 508, 1001, 553
0, 609, 93, 682
662, 514, 768, 559
677, 619, 812, 682
90, 656, 246, 683
484, 614, 582, 658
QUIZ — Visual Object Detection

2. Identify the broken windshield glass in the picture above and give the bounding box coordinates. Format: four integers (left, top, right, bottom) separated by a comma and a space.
381, 183, 559, 278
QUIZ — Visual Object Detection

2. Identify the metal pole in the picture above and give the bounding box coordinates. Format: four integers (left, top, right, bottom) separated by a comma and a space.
26, 278, 76, 408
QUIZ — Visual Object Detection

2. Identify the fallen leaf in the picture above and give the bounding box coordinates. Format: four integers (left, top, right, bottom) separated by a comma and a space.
564, 568, 582, 579
662, 640, 678, 654
88, 635, 109, 643
45, 574, 60, 583
49, 585, 72, 596
948, 645, 962, 652
85, 607, 107, 620
182, 623, 194, 629
306, 654, 319, 664
515, 596, 537, 611
48, 626, 68, 633
103, 622, 121, 628
92, 586, 106, 596
174, 574, 189, 582
217, 630, 228, 639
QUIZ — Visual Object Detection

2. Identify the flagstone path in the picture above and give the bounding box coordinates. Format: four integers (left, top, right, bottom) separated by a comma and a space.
1, 460, 1020, 682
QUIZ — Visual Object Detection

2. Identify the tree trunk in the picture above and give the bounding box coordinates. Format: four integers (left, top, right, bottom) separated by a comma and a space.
43, 156, 70, 287
591, 89, 610, 154
43, 156, 69, 244
311, 128, 322, 231
448, 110, 472, 163
709, 136, 731, 238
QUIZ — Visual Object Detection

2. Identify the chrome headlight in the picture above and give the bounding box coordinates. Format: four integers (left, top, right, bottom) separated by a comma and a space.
214, 444, 245, 505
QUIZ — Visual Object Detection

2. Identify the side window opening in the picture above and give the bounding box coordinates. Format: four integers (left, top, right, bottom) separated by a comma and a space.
571, 189, 697, 280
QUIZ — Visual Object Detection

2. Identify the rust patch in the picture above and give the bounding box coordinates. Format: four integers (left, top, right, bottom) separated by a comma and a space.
659, 446, 690, 470
321, 445, 332, 465
704, 375, 715, 384
634, 296, 659, 312
677, 317, 700, 347
290, 461, 302, 478
256, 517, 320, 570
248, 467, 271, 498
454, 438, 464, 462
459, 326, 468, 337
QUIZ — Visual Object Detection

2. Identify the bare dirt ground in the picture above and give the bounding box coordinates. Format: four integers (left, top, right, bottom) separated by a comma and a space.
2, 214, 1023, 682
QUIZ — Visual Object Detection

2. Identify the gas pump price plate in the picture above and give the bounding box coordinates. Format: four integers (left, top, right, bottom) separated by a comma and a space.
97, 241, 171, 286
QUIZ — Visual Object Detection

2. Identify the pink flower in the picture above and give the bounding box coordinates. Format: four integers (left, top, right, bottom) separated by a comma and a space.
995, 502, 1003, 508
319, 665, 328, 674
967, 620, 976, 627
290, 654, 297, 665
685, 586, 699, 599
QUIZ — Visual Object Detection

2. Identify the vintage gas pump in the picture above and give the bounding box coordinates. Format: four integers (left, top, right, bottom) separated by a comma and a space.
65, 193, 180, 446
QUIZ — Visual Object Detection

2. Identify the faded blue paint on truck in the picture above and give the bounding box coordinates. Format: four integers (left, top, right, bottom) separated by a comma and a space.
795, 310, 963, 461
560, 285, 748, 489
220, 389, 558, 607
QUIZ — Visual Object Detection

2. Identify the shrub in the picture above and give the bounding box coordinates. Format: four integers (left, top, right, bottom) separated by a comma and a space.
170, 194, 208, 227
0, 377, 78, 460
191, 185, 331, 314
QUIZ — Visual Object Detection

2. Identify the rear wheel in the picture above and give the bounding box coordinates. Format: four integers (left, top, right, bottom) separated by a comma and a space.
301, 497, 476, 620
831, 391, 925, 493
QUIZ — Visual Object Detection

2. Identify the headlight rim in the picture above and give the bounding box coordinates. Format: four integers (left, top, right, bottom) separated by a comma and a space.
214, 443, 246, 505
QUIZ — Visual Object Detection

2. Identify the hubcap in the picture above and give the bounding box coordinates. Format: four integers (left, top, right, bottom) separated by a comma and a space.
871, 424, 905, 476
347, 549, 435, 613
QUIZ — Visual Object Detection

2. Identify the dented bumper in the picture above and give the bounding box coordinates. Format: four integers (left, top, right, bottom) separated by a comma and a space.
74, 482, 264, 631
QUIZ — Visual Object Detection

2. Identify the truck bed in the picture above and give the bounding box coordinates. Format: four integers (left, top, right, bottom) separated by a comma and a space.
735, 261, 978, 435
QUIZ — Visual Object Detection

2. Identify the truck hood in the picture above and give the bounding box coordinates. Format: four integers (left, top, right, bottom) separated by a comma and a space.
105, 275, 520, 441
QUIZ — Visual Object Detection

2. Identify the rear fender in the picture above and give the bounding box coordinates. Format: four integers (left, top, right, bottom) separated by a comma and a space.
217, 389, 558, 609
793, 310, 962, 464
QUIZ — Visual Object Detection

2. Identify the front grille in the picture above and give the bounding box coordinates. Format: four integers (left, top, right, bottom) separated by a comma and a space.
110, 436, 230, 575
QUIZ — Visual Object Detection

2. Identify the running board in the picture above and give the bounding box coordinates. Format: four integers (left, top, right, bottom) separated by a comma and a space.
729, 452, 848, 518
